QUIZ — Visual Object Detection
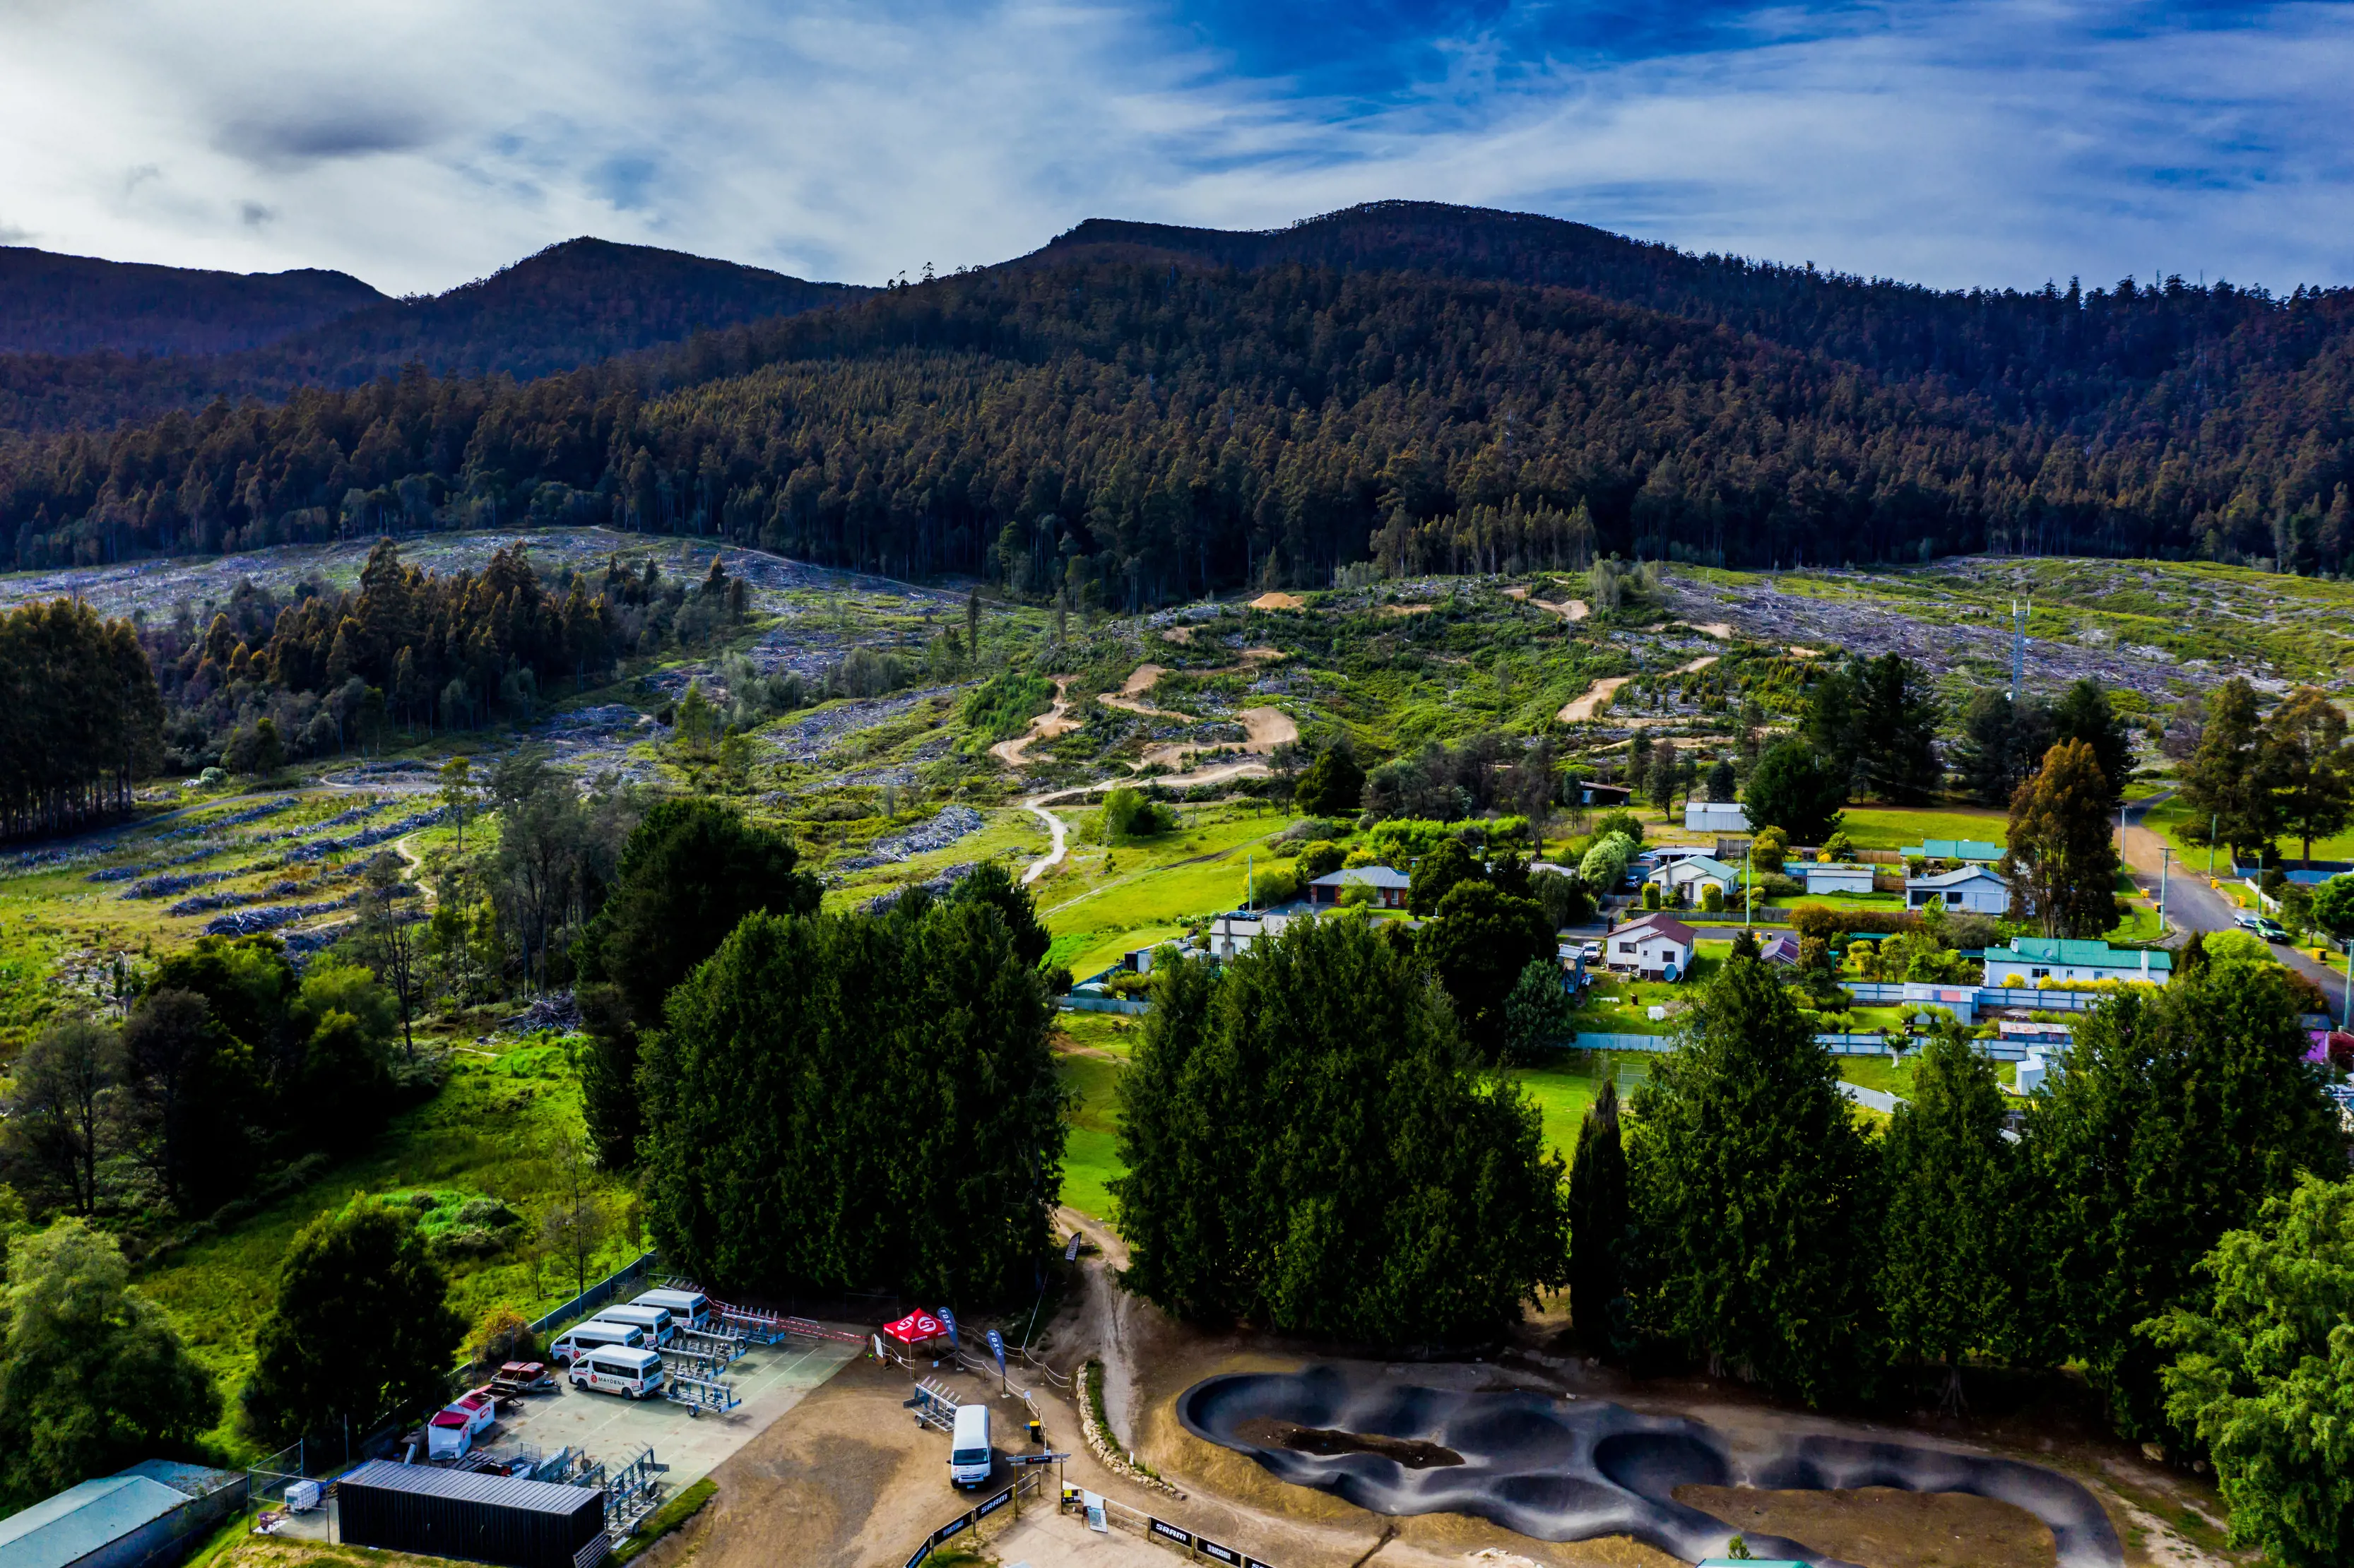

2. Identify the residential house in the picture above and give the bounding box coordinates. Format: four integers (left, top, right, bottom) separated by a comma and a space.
1577, 780, 1634, 807
1645, 854, 1739, 904
1907, 865, 2011, 915
1757, 932, 1802, 967
1205, 908, 1310, 959
1683, 800, 1751, 833
1308, 865, 1410, 908
1993, 937, 2173, 985
1799, 862, 1875, 896
1903, 838, 2004, 864
1605, 915, 1698, 980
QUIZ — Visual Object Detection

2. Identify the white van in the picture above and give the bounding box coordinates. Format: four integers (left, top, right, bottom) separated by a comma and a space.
594, 1304, 676, 1345
632, 1289, 712, 1331
548, 1320, 647, 1365
571, 1346, 665, 1400
949, 1404, 992, 1489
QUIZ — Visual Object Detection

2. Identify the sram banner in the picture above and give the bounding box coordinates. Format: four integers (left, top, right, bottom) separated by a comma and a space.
1147, 1519, 1193, 1546
1146, 1520, 1262, 1567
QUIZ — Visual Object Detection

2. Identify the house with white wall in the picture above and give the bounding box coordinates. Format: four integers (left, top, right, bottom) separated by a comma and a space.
1908, 865, 2011, 915
1605, 915, 1698, 980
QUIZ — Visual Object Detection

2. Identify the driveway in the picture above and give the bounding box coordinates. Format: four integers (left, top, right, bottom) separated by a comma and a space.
2122, 792, 2349, 1024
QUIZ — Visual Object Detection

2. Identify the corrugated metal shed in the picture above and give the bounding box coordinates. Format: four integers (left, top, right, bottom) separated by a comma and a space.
337, 1461, 604, 1568
0, 1463, 242, 1568
0, 1476, 190, 1568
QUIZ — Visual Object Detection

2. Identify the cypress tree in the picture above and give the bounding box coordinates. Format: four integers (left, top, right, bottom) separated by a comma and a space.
1568, 1078, 1629, 1353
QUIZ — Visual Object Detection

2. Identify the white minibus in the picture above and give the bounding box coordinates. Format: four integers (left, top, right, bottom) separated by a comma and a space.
594, 1304, 676, 1345
548, 1320, 646, 1365
949, 1404, 992, 1488
571, 1346, 666, 1400
632, 1289, 712, 1331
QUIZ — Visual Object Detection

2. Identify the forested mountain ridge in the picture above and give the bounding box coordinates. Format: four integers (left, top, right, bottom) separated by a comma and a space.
0, 238, 868, 432
4, 203, 2353, 589
1036, 202, 2354, 425
0, 246, 385, 357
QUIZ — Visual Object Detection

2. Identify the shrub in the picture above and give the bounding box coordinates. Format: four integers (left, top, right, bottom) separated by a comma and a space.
1248, 864, 1306, 908
1699, 883, 1725, 913
1296, 841, 1346, 880
1642, 884, 1662, 910
471, 1307, 540, 1372
1101, 788, 1176, 840
959, 670, 1055, 744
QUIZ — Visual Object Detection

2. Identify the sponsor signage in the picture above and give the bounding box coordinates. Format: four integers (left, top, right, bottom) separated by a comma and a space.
976, 1487, 1013, 1521
932, 1512, 971, 1544
1148, 1519, 1194, 1548
986, 1328, 1007, 1374
1065, 1233, 1083, 1261
1197, 1538, 1243, 1564
903, 1544, 930, 1568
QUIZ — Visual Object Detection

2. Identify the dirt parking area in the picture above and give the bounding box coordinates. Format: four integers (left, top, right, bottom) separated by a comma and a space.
676, 1355, 1052, 1568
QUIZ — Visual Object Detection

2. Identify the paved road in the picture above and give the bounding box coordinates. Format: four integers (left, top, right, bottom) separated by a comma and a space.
2122, 792, 2350, 1025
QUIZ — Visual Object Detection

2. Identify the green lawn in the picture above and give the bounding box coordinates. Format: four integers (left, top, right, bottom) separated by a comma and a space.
2143, 796, 2354, 869
1835, 806, 2009, 851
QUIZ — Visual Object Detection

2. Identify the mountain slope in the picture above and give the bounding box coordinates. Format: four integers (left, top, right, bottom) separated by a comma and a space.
263, 237, 869, 384
0, 247, 386, 357
0, 238, 868, 430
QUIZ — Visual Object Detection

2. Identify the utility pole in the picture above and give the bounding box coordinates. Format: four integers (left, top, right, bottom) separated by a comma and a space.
2209, 813, 2219, 879
2159, 845, 2171, 932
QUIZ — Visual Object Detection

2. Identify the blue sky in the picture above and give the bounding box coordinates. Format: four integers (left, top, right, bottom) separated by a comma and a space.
0, 1, 2348, 297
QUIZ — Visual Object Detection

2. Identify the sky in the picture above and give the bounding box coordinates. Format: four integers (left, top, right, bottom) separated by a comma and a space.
1, 1, 2350, 298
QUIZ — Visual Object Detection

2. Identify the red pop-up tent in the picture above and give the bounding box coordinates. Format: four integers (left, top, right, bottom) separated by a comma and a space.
881, 1309, 946, 1346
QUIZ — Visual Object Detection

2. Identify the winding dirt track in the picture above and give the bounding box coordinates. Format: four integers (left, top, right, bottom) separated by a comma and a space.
1558, 675, 1631, 723
989, 678, 1079, 766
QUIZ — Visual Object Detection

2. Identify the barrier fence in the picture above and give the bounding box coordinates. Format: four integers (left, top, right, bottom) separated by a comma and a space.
531, 1250, 661, 1334
1061, 1489, 1281, 1568
902, 1469, 1048, 1567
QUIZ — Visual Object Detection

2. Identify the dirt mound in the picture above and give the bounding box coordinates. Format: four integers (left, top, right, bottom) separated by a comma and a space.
1250, 592, 1306, 610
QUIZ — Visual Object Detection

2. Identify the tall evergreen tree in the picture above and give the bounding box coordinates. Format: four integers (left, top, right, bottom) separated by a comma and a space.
2001, 738, 2124, 939
643, 898, 1065, 1300
1878, 1023, 2017, 1410
1567, 1078, 1630, 1353
2047, 679, 2135, 804
573, 799, 821, 1167
1628, 951, 1881, 1403
1741, 740, 1846, 845
2019, 952, 2343, 1437
2180, 677, 2283, 859
2266, 686, 2354, 864
1112, 914, 1566, 1341
1852, 654, 1944, 803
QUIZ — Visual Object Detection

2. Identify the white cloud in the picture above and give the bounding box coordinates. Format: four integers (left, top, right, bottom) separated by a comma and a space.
0, 0, 2348, 295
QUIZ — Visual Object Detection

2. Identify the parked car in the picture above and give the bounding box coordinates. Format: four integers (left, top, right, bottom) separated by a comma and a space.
2255, 918, 2289, 942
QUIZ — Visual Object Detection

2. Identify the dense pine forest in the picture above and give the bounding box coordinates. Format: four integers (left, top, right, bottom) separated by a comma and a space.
4, 203, 2353, 590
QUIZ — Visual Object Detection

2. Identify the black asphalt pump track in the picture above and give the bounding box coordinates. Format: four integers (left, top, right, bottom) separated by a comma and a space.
1178, 1367, 2124, 1568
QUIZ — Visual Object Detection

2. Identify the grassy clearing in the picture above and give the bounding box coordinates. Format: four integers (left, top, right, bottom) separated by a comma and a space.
1835, 806, 2009, 850
136, 1033, 641, 1458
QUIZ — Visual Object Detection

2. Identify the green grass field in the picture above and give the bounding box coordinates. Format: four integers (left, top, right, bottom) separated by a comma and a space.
1835, 806, 2009, 851
135, 1033, 641, 1458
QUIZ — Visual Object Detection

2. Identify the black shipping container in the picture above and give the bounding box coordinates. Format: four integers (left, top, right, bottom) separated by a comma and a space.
336, 1461, 606, 1568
